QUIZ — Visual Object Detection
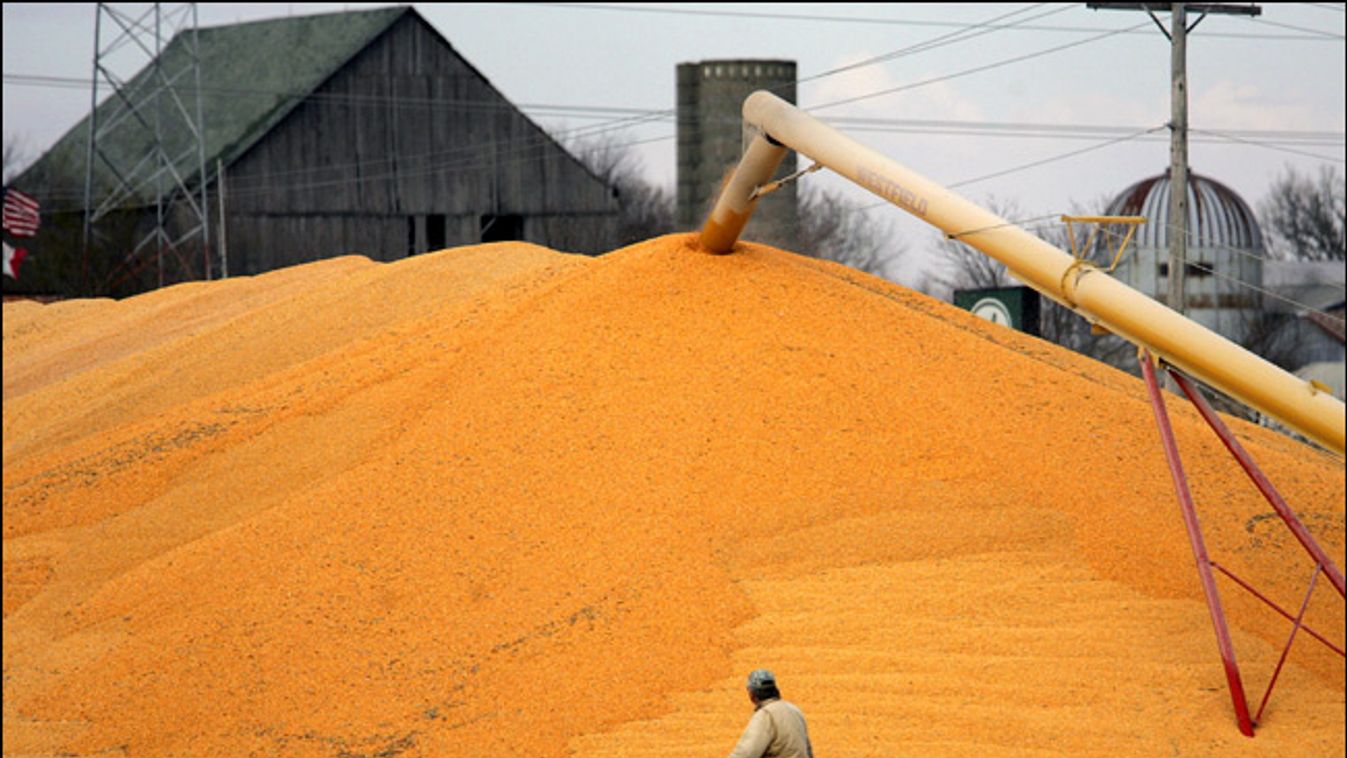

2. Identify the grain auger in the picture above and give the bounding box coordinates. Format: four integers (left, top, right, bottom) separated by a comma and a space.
701, 89, 1345, 737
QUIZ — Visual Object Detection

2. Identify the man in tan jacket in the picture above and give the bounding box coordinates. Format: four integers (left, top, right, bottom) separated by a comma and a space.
727, 669, 814, 758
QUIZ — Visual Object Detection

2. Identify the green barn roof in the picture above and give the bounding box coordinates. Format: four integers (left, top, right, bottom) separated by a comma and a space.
21, 6, 410, 210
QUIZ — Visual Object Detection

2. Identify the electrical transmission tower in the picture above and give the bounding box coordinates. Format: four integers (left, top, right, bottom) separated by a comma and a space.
83, 3, 210, 292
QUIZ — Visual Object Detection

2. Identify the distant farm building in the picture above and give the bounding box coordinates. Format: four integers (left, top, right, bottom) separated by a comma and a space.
1104, 169, 1263, 344
10, 6, 618, 297
676, 59, 798, 247
1103, 170, 1345, 396
1261, 260, 1345, 391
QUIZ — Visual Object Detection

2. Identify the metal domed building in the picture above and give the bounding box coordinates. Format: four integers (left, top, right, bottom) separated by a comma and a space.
1104, 169, 1264, 342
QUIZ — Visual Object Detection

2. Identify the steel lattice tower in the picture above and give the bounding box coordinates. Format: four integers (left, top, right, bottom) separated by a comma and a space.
83, 3, 210, 291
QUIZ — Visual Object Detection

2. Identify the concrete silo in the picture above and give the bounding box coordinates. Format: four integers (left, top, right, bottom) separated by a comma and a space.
1105, 169, 1264, 343
676, 59, 798, 245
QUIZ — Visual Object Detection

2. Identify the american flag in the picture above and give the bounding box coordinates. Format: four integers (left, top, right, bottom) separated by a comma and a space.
3, 186, 41, 238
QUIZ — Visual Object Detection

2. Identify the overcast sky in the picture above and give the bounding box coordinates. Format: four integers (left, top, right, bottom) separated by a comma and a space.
3, 3, 1344, 283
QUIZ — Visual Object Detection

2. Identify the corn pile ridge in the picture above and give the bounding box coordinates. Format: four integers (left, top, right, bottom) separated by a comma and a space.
3, 234, 1343, 756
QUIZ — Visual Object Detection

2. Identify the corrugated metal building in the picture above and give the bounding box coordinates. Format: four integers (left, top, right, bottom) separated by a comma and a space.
1262, 261, 1345, 373
11, 6, 618, 297
1103, 169, 1263, 343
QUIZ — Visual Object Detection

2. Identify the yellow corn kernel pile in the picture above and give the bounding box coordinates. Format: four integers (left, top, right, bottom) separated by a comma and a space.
3, 234, 1342, 756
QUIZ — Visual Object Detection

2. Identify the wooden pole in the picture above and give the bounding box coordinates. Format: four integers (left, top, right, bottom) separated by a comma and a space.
1169, 3, 1188, 318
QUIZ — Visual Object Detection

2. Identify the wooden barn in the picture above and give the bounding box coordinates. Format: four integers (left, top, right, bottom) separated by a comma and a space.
11, 6, 618, 297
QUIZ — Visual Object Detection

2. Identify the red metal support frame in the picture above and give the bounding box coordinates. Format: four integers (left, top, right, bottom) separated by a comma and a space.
1254, 565, 1321, 724
1169, 370, 1345, 599
1138, 350, 1256, 737
1210, 561, 1344, 658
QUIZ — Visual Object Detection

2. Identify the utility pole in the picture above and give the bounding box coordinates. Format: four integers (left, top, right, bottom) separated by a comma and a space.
1087, 3, 1261, 319
1170, 2, 1187, 317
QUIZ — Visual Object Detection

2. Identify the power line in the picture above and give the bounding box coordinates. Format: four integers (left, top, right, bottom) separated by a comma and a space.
13, 4, 1103, 202
223, 120, 1169, 202
796, 4, 1071, 87
851, 125, 1166, 214
1249, 16, 1346, 39
808, 17, 1155, 112
13, 3, 1210, 205
825, 114, 1343, 141
944, 213, 1065, 239
10, 0, 1012, 195
0, 4, 1065, 132
951, 125, 1168, 188
1093, 222, 1347, 296
65, 1, 1113, 189
341, 4, 1072, 182
836, 124, 1342, 147
0, 72, 655, 115
1123, 216, 1347, 290
37, 116, 1341, 206
216, 132, 675, 202
113, 100, 1347, 206
15, 77, 680, 202
13, 73, 1342, 148
19, 7, 1333, 209
31, 120, 1187, 204
540, 3, 1074, 146
1190, 127, 1347, 164
521, 2, 1342, 40
42, 128, 678, 206
25, 111, 1342, 208
10, 73, 1346, 149
4, 7, 1066, 117
1092, 224, 1347, 317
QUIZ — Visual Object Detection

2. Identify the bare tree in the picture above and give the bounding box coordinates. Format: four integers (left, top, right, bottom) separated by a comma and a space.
932, 195, 1133, 366
1239, 310, 1311, 372
930, 194, 1022, 295
794, 184, 906, 279
565, 131, 674, 247
566, 131, 909, 282
1259, 164, 1345, 261
934, 232, 1015, 292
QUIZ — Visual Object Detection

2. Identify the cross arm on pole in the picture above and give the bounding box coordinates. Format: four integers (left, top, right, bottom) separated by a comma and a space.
1085, 3, 1260, 17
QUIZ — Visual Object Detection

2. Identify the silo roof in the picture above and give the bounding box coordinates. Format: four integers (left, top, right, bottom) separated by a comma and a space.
1104, 169, 1264, 250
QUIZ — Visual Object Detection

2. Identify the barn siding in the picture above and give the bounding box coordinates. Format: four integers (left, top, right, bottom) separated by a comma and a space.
8, 8, 617, 297
223, 12, 616, 272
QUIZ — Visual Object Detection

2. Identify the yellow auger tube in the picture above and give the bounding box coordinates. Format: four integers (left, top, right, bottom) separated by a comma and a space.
701, 90, 1345, 456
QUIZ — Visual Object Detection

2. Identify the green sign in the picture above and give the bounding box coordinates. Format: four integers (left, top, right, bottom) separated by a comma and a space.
953, 286, 1040, 336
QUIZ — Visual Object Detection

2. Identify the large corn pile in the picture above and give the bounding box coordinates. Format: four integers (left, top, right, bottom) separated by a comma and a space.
3, 234, 1343, 756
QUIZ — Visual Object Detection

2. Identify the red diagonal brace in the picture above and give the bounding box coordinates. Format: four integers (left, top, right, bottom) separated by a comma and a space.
1254, 564, 1321, 724
1211, 561, 1344, 658
1139, 351, 1256, 737
1168, 370, 1345, 599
